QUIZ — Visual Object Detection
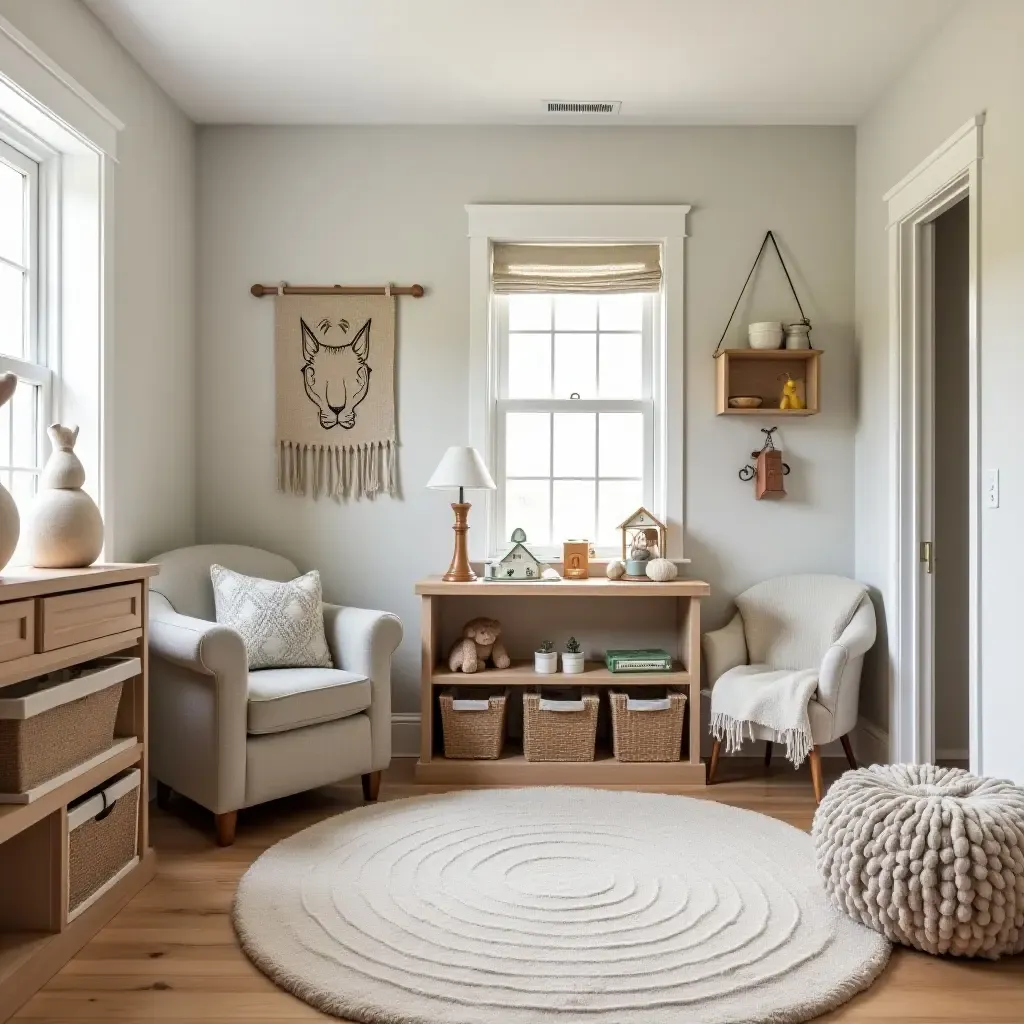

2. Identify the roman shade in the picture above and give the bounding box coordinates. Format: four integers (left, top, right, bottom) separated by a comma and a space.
491, 243, 662, 294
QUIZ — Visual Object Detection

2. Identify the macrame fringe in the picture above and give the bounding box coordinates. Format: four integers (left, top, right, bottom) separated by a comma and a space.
278, 440, 396, 501
710, 711, 812, 768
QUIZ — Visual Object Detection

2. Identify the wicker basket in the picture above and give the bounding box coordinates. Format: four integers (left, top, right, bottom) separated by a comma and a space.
609, 691, 687, 762
0, 657, 138, 795
439, 691, 508, 759
67, 768, 141, 919
522, 692, 599, 762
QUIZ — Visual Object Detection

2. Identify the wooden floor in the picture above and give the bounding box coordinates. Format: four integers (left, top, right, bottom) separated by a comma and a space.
13, 758, 1024, 1023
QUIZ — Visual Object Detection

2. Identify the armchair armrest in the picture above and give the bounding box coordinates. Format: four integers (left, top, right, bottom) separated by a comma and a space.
816, 597, 876, 723
149, 592, 248, 678
148, 592, 249, 814
702, 612, 747, 687
322, 604, 403, 772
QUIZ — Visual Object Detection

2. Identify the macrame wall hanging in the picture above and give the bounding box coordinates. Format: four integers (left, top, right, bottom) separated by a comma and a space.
251, 281, 424, 501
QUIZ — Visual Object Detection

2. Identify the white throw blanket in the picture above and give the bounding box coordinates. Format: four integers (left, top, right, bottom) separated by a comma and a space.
711, 664, 819, 766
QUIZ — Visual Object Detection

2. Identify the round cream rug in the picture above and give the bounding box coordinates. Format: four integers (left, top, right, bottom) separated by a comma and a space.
233, 788, 889, 1023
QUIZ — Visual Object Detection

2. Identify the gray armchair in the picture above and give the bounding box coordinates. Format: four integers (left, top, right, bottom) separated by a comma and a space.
147, 544, 402, 845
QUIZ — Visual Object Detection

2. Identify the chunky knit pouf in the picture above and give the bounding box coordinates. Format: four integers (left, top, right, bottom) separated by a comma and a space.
812, 764, 1024, 958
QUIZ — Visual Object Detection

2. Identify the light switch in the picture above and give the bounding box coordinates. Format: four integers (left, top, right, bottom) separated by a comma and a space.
986, 469, 1000, 508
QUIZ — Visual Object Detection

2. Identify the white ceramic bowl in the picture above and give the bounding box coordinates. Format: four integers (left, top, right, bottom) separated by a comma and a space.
748, 321, 783, 350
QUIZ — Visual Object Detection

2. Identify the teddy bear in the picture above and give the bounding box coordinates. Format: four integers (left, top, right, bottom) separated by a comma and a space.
447, 617, 511, 674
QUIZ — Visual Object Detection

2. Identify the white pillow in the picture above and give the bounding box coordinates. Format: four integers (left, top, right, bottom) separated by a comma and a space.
209, 564, 333, 670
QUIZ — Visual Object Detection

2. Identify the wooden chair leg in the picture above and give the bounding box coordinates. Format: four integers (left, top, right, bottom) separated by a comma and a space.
808, 747, 824, 804
155, 781, 172, 810
764, 741, 773, 768
840, 733, 857, 770
362, 770, 382, 802
708, 739, 721, 784
214, 811, 237, 847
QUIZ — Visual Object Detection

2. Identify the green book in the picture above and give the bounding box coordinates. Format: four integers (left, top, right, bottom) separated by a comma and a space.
604, 649, 673, 673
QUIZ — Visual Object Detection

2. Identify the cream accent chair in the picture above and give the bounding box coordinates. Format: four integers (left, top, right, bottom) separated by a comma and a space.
147, 545, 403, 845
702, 574, 876, 802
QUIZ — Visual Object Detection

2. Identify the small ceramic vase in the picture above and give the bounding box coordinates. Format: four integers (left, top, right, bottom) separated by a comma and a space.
0, 374, 19, 572
27, 424, 104, 568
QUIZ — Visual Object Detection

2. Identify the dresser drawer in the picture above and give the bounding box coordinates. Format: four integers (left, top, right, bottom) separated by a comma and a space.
40, 584, 142, 651
0, 601, 35, 664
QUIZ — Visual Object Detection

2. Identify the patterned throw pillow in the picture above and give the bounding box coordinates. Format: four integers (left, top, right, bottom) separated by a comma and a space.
209, 565, 333, 670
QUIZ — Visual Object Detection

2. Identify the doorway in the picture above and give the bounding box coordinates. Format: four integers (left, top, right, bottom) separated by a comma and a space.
931, 199, 970, 766
885, 115, 982, 772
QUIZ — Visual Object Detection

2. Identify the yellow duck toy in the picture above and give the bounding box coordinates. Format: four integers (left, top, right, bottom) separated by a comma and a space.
778, 372, 805, 411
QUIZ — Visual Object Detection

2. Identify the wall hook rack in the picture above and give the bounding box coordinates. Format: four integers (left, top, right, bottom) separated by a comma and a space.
739, 427, 790, 500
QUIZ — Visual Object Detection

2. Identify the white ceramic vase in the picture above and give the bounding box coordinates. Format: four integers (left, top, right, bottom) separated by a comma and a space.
27, 424, 104, 569
0, 374, 19, 573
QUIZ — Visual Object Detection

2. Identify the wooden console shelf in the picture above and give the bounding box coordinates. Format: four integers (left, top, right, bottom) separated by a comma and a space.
0, 564, 157, 1022
414, 576, 709, 786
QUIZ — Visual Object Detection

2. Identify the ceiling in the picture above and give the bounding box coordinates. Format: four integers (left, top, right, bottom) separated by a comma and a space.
84, 0, 958, 126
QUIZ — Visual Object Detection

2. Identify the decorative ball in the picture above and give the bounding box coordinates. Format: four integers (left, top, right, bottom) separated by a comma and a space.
605, 559, 625, 580
813, 764, 1024, 959
646, 558, 678, 582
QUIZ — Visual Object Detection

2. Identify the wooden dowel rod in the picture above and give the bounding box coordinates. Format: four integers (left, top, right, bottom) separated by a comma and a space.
250, 283, 424, 298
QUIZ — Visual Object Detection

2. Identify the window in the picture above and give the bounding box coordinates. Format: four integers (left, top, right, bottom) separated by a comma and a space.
496, 291, 655, 553
467, 204, 689, 562
0, 135, 49, 545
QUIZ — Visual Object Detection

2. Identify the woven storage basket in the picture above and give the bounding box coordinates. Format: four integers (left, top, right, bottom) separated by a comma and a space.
609, 691, 687, 762
522, 692, 599, 762
67, 768, 140, 919
439, 691, 508, 759
0, 657, 137, 795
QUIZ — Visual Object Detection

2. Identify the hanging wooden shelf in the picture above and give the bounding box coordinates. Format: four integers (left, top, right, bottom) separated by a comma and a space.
714, 348, 820, 416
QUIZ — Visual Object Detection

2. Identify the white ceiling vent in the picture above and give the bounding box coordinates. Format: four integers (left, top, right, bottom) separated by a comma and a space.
545, 100, 621, 115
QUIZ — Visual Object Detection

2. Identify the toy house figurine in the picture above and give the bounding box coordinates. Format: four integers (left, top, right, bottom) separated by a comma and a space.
756, 448, 786, 499
487, 528, 546, 581
618, 508, 667, 563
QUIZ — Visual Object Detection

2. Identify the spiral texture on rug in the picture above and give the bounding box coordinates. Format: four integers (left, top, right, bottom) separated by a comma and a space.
814, 764, 1024, 958
233, 788, 889, 1024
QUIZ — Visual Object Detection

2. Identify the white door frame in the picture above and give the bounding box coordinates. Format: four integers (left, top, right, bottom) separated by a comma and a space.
884, 114, 983, 770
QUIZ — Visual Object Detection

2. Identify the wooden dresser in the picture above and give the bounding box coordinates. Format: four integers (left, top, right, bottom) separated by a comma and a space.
0, 564, 157, 1021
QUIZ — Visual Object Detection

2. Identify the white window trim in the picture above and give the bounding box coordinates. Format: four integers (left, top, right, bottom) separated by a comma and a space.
466, 204, 689, 562
0, 131, 52, 495
0, 16, 122, 557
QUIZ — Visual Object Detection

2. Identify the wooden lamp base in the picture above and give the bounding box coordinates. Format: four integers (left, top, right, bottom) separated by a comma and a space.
442, 502, 477, 582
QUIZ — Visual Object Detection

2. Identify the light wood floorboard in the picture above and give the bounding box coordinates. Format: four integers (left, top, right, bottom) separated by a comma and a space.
14, 758, 1024, 1023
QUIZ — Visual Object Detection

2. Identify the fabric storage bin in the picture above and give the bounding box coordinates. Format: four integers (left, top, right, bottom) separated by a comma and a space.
67, 768, 141, 919
0, 656, 140, 795
522, 692, 599, 762
609, 691, 687, 762
439, 690, 508, 759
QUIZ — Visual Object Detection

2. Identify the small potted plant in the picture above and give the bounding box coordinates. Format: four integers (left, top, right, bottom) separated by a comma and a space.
534, 640, 557, 675
562, 636, 585, 675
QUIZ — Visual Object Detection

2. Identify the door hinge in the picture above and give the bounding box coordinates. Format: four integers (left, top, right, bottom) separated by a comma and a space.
920, 540, 934, 574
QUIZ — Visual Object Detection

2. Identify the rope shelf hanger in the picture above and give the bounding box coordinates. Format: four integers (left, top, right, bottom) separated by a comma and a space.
251, 282, 425, 298
713, 230, 811, 357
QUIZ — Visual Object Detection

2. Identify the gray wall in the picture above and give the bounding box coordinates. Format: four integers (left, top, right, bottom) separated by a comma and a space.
196, 125, 857, 713
0, 0, 197, 561
855, 0, 1024, 780
933, 199, 969, 759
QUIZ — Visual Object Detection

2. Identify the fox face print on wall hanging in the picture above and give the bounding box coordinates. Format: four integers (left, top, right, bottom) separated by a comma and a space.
275, 292, 396, 501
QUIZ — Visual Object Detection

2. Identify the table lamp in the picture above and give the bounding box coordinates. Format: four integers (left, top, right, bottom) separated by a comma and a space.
427, 446, 496, 582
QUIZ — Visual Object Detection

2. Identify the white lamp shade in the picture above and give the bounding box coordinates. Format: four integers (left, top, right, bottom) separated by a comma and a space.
427, 446, 496, 490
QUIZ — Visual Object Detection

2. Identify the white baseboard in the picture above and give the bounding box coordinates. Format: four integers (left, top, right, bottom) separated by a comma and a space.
392, 713, 893, 765
391, 713, 421, 758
